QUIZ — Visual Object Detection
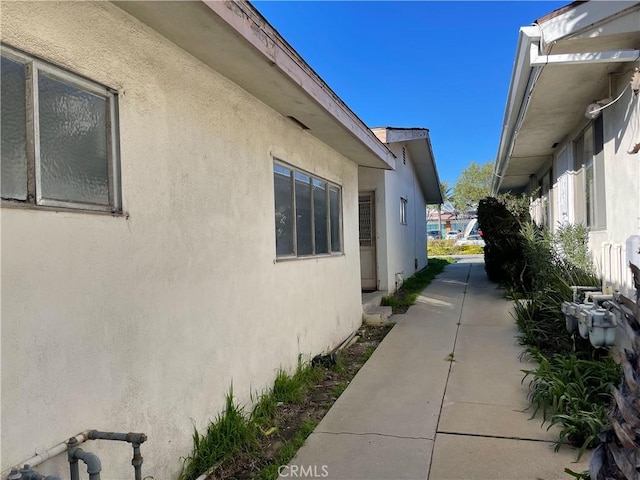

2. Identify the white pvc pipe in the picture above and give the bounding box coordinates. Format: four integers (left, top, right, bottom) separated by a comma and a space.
530, 46, 640, 66
2, 431, 91, 477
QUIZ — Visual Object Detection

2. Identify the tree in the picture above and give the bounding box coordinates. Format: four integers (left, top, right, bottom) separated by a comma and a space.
427, 181, 453, 236
453, 161, 493, 212
437, 181, 453, 236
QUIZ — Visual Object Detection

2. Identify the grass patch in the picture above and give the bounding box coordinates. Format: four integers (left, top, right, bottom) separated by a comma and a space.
180, 325, 394, 480
362, 346, 375, 362
331, 381, 349, 399
381, 257, 455, 313
180, 363, 320, 480
256, 420, 319, 480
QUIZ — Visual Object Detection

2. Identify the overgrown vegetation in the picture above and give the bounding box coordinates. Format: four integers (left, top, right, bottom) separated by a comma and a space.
522, 353, 621, 459
180, 325, 393, 480
477, 195, 530, 287
381, 257, 455, 313
478, 195, 622, 461
513, 223, 601, 358
427, 239, 484, 256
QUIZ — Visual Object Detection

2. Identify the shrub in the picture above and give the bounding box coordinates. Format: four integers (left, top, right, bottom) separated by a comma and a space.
523, 354, 621, 458
477, 195, 529, 287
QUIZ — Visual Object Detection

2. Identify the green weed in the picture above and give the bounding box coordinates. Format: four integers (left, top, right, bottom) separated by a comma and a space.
180, 362, 323, 480
331, 381, 348, 398
257, 420, 319, 480
362, 346, 375, 362
180, 391, 258, 480
522, 354, 620, 456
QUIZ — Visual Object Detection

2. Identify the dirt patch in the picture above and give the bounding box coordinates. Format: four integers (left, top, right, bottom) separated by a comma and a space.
206, 323, 394, 480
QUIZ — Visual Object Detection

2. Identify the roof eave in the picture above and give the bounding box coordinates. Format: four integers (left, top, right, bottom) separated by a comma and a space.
114, 0, 395, 170
492, 25, 540, 195
372, 127, 443, 204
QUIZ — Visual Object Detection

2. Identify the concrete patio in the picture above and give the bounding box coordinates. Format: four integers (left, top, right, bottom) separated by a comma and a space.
283, 256, 590, 479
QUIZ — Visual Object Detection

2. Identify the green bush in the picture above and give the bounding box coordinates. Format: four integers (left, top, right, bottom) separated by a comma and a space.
477, 195, 530, 287
523, 354, 621, 458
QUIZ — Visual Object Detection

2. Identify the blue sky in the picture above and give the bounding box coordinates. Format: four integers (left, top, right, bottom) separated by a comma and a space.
253, 1, 568, 187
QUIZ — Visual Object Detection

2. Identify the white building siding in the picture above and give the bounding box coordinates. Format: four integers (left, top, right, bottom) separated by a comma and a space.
547, 71, 640, 294
382, 145, 427, 291
1, 2, 363, 478
357, 144, 428, 292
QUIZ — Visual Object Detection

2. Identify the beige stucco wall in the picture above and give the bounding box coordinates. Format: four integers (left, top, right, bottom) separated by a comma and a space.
0, 2, 363, 478
594, 68, 640, 293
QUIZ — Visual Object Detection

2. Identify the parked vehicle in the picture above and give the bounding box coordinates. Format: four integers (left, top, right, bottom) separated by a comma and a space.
445, 231, 461, 240
427, 231, 442, 239
455, 235, 485, 247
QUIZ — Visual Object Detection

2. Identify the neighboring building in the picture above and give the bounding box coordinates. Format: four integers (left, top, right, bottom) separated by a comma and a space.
359, 128, 443, 292
493, 0, 640, 296
0, 1, 396, 478
426, 211, 477, 237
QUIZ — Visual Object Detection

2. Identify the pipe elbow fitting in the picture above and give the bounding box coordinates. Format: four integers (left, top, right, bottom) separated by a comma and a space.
71, 449, 102, 475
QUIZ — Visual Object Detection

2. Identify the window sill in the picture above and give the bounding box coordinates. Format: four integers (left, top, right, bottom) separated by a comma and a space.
275, 252, 345, 263
1, 200, 126, 218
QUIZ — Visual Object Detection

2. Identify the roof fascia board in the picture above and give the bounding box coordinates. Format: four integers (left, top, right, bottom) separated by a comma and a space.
202, 1, 394, 169
405, 136, 444, 204
385, 128, 429, 143
538, 1, 640, 46
492, 26, 540, 194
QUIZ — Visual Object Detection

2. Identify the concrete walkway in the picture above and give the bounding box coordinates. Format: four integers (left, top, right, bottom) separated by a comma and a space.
285, 256, 589, 480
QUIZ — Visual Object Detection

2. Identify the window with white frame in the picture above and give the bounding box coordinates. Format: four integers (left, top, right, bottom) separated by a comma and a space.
574, 116, 606, 229
400, 197, 408, 225
273, 161, 342, 257
1, 45, 121, 212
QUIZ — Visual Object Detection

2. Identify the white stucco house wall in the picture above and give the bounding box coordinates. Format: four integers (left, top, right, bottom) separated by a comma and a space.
359, 128, 442, 292
0, 1, 396, 478
493, 0, 640, 296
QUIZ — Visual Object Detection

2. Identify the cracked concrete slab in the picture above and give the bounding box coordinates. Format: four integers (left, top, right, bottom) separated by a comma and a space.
287, 432, 432, 480
429, 434, 589, 480
314, 301, 459, 439
438, 402, 557, 441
